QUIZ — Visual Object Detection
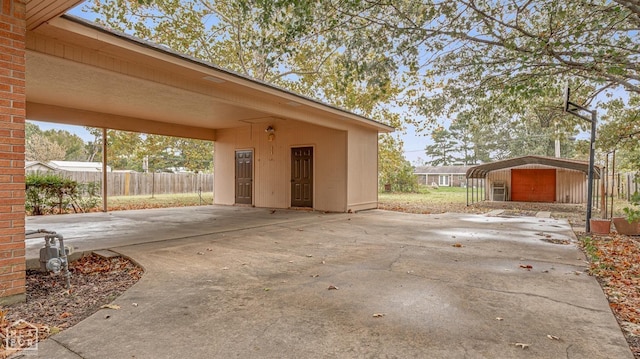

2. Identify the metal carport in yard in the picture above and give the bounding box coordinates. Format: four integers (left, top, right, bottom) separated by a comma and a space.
466, 156, 601, 205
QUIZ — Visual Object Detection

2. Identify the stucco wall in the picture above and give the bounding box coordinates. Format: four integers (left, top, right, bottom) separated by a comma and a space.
214, 119, 348, 212
347, 127, 379, 211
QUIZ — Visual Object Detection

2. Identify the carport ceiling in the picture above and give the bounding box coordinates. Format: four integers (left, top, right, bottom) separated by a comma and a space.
27, 51, 267, 130
25, 15, 393, 139
466, 155, 601, 179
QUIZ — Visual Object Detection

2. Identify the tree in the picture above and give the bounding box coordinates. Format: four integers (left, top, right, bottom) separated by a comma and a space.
42, 129, 87, 161
424, 127, 456, 166
26, 133, 66, 162
598, 93, 640, 172
87, 0, 409, 182
339, 1, 638, 121
378, 135, 418, 192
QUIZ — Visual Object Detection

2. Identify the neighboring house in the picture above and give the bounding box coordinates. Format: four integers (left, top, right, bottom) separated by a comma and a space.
466, 156, 601, 204
414, 165, 472, 187
25, 161, 57, 172
49, 161, 112, 172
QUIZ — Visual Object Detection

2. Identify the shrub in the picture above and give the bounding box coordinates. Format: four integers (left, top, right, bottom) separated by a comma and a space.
25, 172, 100, 215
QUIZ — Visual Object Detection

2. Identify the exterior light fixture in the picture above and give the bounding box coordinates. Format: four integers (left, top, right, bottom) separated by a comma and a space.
265, 125, 275, 142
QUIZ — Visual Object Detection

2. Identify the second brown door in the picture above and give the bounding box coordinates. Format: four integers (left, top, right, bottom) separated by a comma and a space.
291, 147, 313, 207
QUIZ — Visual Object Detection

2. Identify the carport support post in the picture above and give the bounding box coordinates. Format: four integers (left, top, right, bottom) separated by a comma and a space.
102, 128, 108, 212
585, 111, 596, 232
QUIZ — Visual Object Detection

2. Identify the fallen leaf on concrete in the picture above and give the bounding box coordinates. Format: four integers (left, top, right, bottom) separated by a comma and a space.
328, 285, 339, 290
452, 243, 463, 248
306, 254, 313, 257
264, 288, 270, 291
100, 304, 120, 310
495, 317, 503, 321
197, 252, 204, 255
310, 274, 319, 278
373, 313, 385, 318
206, 248, 213, 251
574, 271, 582, 275
547, 334, 560, 340
514, 343, 530, 349
270, 210, 276, 214
519, 264, 533, 271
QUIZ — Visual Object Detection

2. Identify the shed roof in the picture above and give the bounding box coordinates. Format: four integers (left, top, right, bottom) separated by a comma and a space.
49, 161, 112, 172
466, 156, 600, 179
25, 161, 57, 171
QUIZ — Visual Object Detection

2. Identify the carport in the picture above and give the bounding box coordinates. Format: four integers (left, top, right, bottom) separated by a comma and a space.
466, 156, 601, 205
0, 1, 392, 304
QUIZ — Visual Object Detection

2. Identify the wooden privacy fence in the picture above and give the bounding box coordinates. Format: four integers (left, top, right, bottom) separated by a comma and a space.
53, 171, 214, 197
621, 172, 639, 200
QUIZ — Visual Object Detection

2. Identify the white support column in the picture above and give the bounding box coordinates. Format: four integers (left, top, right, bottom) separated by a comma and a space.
102, 128, 108, 212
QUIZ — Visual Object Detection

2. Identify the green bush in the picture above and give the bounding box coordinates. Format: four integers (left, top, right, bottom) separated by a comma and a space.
25, 172, 100, 215
623, 191, 640, 223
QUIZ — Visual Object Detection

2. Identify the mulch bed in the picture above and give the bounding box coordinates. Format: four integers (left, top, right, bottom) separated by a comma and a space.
578, 233, 640, 358
0, 254, 143, 358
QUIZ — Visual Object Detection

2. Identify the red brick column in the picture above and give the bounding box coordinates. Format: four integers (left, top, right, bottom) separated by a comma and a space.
0, 0, 26, 305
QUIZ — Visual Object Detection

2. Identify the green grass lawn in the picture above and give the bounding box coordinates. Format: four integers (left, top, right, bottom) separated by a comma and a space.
379, 187, 470, 204
102, 192, 214, 210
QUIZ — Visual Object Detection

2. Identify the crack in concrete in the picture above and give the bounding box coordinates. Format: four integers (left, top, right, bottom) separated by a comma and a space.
49, 337, 85, 359
403, 272, 605, 313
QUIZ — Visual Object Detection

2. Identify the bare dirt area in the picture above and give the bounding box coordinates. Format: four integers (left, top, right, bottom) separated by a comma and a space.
379, 196, 588, 229
0, 254, 143, 359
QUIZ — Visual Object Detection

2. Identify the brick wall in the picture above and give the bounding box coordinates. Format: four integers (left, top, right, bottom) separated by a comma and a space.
0, 0, 26, 305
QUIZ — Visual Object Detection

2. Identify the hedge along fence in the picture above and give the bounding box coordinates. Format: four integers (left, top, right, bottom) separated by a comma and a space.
26, 173, 101, 215
27, 171, 214, 197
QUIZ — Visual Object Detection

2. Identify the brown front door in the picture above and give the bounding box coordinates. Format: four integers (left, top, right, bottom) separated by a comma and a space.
511, 168, 556, 202
291, 147, 313, 207
235, 150, 252, 204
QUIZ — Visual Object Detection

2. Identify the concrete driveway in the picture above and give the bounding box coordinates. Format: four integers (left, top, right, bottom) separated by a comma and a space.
27, 206, 632, 358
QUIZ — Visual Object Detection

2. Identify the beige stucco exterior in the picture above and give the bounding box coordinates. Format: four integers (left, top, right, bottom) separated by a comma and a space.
23, 14, 392, 214
214, 118, 380, 212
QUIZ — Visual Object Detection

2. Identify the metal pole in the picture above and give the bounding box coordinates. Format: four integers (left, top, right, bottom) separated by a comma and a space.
585, 110, 597, 232
466, 177, 469, 206
610, 150, 616, 219
604, 153, 608, 218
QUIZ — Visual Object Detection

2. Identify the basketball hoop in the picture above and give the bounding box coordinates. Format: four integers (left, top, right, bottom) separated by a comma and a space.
535, 109, 553, 128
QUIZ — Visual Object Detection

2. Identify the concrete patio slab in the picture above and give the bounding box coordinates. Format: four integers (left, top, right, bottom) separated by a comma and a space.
24, 206, 632, 358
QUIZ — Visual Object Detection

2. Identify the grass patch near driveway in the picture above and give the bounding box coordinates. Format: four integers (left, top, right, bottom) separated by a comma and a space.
103, 192, 213, 211
378, 187, 472, 214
